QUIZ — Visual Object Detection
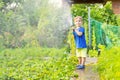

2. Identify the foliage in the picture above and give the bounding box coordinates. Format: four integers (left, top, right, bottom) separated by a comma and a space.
0, 0, 72, 48
0, 0, 40, 48
71, 2, 119, 25
88, 49, 98, 57
0, 47, 78, 80
97, 46, 120, 80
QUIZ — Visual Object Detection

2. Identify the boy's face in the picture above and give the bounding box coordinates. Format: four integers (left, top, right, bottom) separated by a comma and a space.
74, 17, 82, 27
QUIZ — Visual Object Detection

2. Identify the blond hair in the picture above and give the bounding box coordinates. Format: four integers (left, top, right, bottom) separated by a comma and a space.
74, 16, 82, 22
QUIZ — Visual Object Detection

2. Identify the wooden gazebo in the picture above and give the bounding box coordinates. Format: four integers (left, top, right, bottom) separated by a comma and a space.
70, 0, 120, 14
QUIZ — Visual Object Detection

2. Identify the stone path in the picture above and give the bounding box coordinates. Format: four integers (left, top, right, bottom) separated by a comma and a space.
71, 57, 99, 80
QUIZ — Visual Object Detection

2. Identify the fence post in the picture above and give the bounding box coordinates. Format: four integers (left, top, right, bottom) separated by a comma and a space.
88, 7, 92, 49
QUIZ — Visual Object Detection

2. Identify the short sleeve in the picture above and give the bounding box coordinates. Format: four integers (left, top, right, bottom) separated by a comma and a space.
78, 27, 84, 33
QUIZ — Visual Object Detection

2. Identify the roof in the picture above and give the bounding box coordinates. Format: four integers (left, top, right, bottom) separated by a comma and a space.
71, 0, 106, 4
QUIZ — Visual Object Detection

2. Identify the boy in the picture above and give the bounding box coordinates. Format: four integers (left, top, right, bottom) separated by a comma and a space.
72, 16, 87, 69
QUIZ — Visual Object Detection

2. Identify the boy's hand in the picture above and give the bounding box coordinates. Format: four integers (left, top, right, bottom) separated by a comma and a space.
71, 27, 75, 31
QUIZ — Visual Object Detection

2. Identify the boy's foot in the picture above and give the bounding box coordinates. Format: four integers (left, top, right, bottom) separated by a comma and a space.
76, 64, 80, 67
76, 65, 85, 69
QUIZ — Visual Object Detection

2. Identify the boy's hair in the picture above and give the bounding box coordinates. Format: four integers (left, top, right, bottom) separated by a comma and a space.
74, 16, 82, 22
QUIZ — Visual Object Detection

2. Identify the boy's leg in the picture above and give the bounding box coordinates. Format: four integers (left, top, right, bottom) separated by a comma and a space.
81, 57, 86, 66
78, 57, 82, 64
81, 48, 87, 65
76, 48, 87, 69
76, 49, 82, 65
77, 57, 86, 69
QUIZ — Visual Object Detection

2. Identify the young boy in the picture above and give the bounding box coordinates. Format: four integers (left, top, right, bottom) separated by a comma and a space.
72, 16, 87, 69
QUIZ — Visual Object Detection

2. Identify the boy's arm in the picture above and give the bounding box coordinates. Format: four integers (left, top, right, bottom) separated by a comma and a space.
75, 29, 83, 36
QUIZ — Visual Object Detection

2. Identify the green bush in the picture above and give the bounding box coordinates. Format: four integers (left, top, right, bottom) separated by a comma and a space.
0, 47, 77, 80
97, 46, 120, 80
